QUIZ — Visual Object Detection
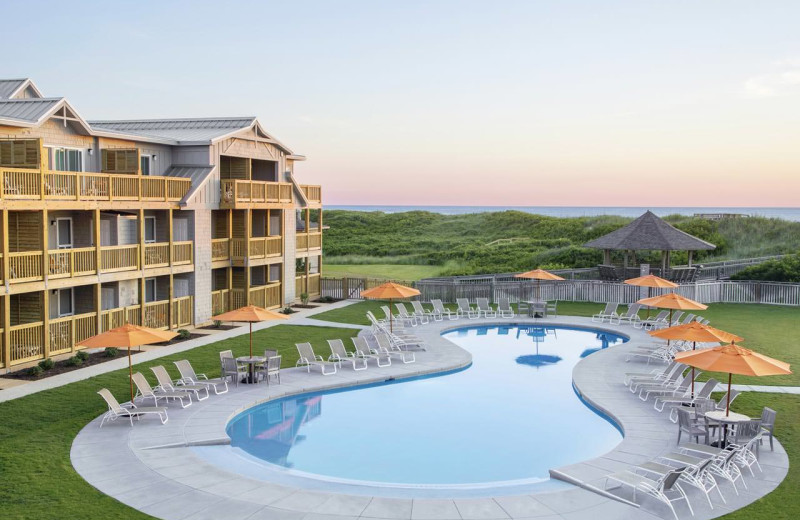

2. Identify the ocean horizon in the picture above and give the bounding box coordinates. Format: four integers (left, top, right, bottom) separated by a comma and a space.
327, 205, 800, 221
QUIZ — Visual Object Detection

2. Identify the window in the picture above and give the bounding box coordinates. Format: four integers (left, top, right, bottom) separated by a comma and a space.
145, 278, 157, 303
144, 216, 156, 243
56, 218, 73, 249
57, 289, 74, 317
50, 147, 83, 172
140, 155, 151, 175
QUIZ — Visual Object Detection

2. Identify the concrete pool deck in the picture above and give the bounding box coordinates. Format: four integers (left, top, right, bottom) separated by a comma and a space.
71, 312, 788, 520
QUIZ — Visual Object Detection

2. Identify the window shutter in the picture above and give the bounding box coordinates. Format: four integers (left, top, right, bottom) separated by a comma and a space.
101, 149, 139, 173
0, 139, 40, 168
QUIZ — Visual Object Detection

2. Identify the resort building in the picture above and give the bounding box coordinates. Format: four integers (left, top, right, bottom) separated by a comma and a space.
0, 78, 322, 373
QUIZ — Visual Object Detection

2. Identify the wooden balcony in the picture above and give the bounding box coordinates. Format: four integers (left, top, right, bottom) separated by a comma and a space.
301, 185, 322, 205
100, 296, 193, 332
1, 167, 191, 206
8, 321, 44, 365
49, 313, 97, 356
249, 283, 282, 309
229, 236, 282, 263
220, 179, 293, 208
296, 231, 322, 253
212, 238, 230, 261
295, 273, 321, 297
6, 242, 193, 285
212, 289, 230, 315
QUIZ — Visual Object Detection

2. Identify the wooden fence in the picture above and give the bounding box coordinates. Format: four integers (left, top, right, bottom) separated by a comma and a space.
321, 277, 416, 300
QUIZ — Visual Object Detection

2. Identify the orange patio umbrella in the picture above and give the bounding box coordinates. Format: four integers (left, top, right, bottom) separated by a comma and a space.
625, 275, 678, 319
637, 292, 707, 328
213, 305, 290, 358
361, 282, 420, 332
675, 343, 791, 415
515, 269, 565, 301
650, 322, 744, 397
78, 324, 177, 402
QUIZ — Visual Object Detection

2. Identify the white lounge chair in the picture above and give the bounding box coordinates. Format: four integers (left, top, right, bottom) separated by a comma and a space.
612, 304, 641, 325
352, 336, 391, 367
132, 372, 192, 408
592, 303, 619, 323
381, 305, 415, 328
327, 339, 368, 370
497, 297, 515, 318
394, 303, 419, 326
604, 467, 691, 520
151, 365, 209, 401
97, 388, 168, 427
636, 310, 669, 330
431, 299, 457, 320
410, 301, 432, 324
374, 333, 415, 363
475, 298, 496, 318
296, 342, 337, 375
457, 298, 478, 319
174, 359, 229, 394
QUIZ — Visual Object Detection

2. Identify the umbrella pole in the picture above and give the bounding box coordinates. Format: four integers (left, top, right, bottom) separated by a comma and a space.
249, 322, 253, 358
390, 298, 393, 333
726, 373, 732, 417
128, 347, 134, 403
690, 341, 696, 398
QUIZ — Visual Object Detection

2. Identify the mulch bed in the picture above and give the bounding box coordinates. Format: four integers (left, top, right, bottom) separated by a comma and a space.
198, 324, 240, 331
292, 304, 319, 309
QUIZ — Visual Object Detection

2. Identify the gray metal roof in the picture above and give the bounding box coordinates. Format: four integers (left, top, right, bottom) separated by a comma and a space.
0, 79, 27, 99
163, 165, 215, 204
0, 97, 62, 123
583, 211, 716, 251
88, 117, 256, 144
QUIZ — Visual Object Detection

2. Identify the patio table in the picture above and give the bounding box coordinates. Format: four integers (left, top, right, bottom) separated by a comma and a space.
236, 356, 265, 384
524, 300, 547, 318
705, 410, 750, 447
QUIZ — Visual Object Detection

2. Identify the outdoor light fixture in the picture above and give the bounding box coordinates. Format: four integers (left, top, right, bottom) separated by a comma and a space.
152, 154, 157, 162
87, 148, 93, 155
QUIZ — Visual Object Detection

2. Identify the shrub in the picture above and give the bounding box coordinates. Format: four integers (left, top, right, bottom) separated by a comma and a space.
27, 365, 43, 378
65, 356, 83, 367
75, 350, 90, 362
319, 296, 336, 303
212, 320, 222, 329
300, 292, 310, 305
280, 306, 297, 315
104, 348, 119, 358
177, 329, 191, 340
731, 254, 800, 282
38, 358, 55, 371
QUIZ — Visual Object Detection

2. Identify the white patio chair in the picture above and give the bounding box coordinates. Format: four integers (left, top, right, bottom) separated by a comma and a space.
97, 388, 168, 427
296, 342, 337, 375
327, 338, 368, 371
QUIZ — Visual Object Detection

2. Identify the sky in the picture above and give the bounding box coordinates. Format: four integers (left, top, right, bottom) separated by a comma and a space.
4, 1, 800, 207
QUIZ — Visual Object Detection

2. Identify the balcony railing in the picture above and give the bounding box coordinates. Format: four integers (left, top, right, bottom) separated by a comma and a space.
249, 283, 282, 309
296, 231, 322, 251
212, 238, 230, 261
100, 245, 139, 273
220, 179, 293, 206
172, 241, 193, 265
49, 313, 97, 355
9, 321, 44, 365
301, 184, 322, 203
230, 236, 282, 260
1, 167, 191, 202
48, 248, 96, 278
144, 243, 170, 268
212, 289, 230, 315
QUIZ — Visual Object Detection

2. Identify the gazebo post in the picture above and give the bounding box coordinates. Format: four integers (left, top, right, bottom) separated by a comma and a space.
661, 250, 667, 276
688, 250, 693, 267
603, 249, 611, 265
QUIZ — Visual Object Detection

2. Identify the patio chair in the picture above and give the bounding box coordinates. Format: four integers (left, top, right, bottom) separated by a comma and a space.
410, 300, 432, 323
475, 298, 496, 318
431, 299, 457, 320
351, 336, 392, 367
760, 407, 776, 451
667, 447, 745, 496
676, 408, 709, 445
394, 303, 419, 326
730, 420, 764, 476
592, 302, 618, 323
497, 297, 515, 318
636, 457, 723, 510
640, 372, 698, 402
546, 300, 558, 317
669, 311, 684, 327
680, 313, 696, 326
374, 333, 415, 363
295, 342, 337, 375
604, 467, 690, 520
656, 378, 720, 419
97, 388, 168, 427
132, 372, 192, 408
151, 365, 209, 401
624, 360, 680, 386
635, 310, 669, 330
327, 338, 368, 370
382, 305, 415, 328
258, 354, 282, 384
456, 298, 478, 319
629, 363, 685, 393
174, 359, 228, 394
612, 304, 641, 325
713, 389, 741, 411
221, 356, 248, 387
219, 349, 239, 378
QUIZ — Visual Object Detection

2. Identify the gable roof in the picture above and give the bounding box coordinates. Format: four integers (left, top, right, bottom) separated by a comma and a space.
583, 211, 716, 251
0, 98, 62, 123
0, 78, 43, 99
88, 117, 256, 144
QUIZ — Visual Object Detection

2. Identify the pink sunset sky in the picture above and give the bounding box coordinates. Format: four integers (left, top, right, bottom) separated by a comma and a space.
5, 1, 800, 207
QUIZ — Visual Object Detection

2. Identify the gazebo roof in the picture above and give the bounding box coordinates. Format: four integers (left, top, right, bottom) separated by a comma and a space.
584, 211, 716, 251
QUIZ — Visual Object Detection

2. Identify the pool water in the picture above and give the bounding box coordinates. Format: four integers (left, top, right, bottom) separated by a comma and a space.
223, 325, 626, 490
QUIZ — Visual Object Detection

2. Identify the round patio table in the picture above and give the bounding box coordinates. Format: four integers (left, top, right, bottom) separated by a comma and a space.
524, 300, 547, 318
236, 356, 265, 384
705, 410, 750, 447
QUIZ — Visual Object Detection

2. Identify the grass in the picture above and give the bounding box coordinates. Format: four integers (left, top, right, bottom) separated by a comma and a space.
322, 263, 444, 281
0, 324, 359, 520
1, 305, 799, 519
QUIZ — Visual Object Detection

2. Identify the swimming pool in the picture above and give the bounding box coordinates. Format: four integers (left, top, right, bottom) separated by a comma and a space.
216, 324, 627, 495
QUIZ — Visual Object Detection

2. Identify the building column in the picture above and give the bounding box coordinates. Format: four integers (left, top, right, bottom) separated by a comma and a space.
168, 209, 174, 330
42, 209, 50, 358
192, 209, 212, 324
283, 208, 297, 303
2, 210, 9, 368
244, 209, 251, 305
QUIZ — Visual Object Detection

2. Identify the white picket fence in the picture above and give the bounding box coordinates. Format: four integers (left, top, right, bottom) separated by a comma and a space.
413, 280, 800, 306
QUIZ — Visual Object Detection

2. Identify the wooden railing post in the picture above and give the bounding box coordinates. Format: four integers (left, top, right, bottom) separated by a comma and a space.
168, 273, 174, 330
168, 209, 174, 266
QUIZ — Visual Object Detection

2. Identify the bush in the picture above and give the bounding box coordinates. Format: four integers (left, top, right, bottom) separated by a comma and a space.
38, 358, 55, 371
212, 320, 222, 329
65, 356, 83, 367
75, 350, 89, 362
280, 306, 297, 315
177, 329, 191, 340
731, 254, 800, 282
300, 292, 310, 305
104, 348, 119, 358
27, 365, 43, 378
319, 296, 336, 303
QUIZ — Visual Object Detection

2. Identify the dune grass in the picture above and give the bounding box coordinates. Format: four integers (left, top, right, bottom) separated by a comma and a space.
322, 263, 444, 281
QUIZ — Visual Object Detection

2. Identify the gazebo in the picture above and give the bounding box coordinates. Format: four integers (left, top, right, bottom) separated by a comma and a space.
583, 211, 715, 282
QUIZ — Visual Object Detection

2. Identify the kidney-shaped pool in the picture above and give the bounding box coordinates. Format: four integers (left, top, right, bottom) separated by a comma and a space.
201, 324, 627, 495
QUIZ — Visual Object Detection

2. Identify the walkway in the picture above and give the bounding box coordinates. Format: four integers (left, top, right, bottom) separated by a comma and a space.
71, 314, 788, 520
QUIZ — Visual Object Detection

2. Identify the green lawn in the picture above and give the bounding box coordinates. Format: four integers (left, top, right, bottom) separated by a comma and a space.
1, 306, 799, 520
322, 263, 443, 281
0, 324, 358, 520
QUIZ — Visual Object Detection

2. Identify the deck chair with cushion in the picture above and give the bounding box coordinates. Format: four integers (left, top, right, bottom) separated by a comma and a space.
296, 342, 338, 375
174, 359, 228, 394
97, 388, 168, 427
